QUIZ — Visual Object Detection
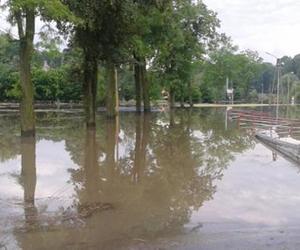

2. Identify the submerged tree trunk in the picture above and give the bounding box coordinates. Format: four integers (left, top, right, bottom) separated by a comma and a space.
83, 50, 98, 128
134, 56, 143, 112
106, 62, 119, 118
18, 9, 35, 136
141, 58, 151, 112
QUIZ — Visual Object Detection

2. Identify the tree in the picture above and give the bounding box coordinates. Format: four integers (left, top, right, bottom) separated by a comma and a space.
0, 34, 19, 101
258, 63, 275, 96
65, 0, 134, 121
152, 0, 219, 108
131, 1, 171, 112
33, 27, 64, 69
5, 0, 73, 136
201, 45, 264, 103
0, 35, 83, 102
280, 72, 298, 103
62, 0, 101, 127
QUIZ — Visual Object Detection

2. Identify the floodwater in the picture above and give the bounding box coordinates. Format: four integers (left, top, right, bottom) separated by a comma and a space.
1, 107, 300, 250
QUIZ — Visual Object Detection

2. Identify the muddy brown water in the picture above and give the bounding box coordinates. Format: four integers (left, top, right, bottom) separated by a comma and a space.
1, 107, 300, 250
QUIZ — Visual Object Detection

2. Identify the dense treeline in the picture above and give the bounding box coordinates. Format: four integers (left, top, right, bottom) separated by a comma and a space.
1, 0, 300, 134
0, 34, 82, 101
2, 32, 300, 104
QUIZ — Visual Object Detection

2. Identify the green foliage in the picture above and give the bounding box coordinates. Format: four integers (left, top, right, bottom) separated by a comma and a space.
5, 0, 75, 22
200, 44, 265, 103
0, 33, 83, 102
30, 45, 83, 102
119, 66, 135, 101
66, 0, 135, 65
4, 72, 21, 100
150, 0, 219, 104
0, 34, 19, 101
33, 28, 64, 68
33, 68, 70, 101
2, 1, 300, 107
148, 72, 163, 101
199, 83, 213, 103
249, 89, 258, 103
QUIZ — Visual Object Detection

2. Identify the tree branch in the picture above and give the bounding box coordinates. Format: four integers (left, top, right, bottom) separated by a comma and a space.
25, 8, 35, 42
14, 9, 25, 39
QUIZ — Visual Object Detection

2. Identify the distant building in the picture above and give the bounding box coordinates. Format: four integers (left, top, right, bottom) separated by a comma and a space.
43, 60, 50, 71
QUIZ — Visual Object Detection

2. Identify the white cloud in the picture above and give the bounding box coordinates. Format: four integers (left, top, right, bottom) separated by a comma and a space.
203, 0, 300, 62
1, 1, 300, 63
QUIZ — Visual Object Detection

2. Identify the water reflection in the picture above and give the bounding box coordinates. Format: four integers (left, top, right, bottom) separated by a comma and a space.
132, 114, 149, 183
82, 128, 100, 204
0, 109, 263, 249
16, 136, 39, 250
20, 136, 37, 226
105, 118, 119, 181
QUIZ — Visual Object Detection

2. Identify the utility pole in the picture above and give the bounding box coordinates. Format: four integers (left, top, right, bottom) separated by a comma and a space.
261, 83, 264, 104
276, 58, 281, 106
266, 52, 282, 120
287, 74, 290, 104
287, 72, 294, 104
276, 58, 281, 120
226, 77, 234, 105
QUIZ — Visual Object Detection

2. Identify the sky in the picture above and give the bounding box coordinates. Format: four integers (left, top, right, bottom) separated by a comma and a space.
1, 1, 300, 63
203, 0, 300, 63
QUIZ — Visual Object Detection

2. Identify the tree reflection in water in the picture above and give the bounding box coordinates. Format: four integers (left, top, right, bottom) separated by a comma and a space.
20, 136, 37, 224
7, 109, 255, 249
14, 136, 38, 250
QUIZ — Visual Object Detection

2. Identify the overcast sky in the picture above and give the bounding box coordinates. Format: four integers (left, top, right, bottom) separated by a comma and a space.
203, 0, 300, 63
1, 1, 300, 63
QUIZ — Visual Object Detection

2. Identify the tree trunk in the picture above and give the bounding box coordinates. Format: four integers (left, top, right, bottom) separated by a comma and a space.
169, 87, 176, 109
19, 9, 35, 136
188, 80, 193, 108
106, 62, 119, 118
134, 56, 143, 112
141, 58, 151, 112
180, 94, 184, 108
83, 50, 98, 128
169, 108, 175, 127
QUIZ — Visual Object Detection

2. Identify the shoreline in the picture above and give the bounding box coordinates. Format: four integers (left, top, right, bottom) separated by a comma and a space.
0, 102, 298, 111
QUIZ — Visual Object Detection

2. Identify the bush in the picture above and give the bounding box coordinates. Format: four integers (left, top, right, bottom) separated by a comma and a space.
32, 68, 82, 102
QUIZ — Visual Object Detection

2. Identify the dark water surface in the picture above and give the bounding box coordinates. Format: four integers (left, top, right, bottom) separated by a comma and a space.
1, 107, 300, 249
